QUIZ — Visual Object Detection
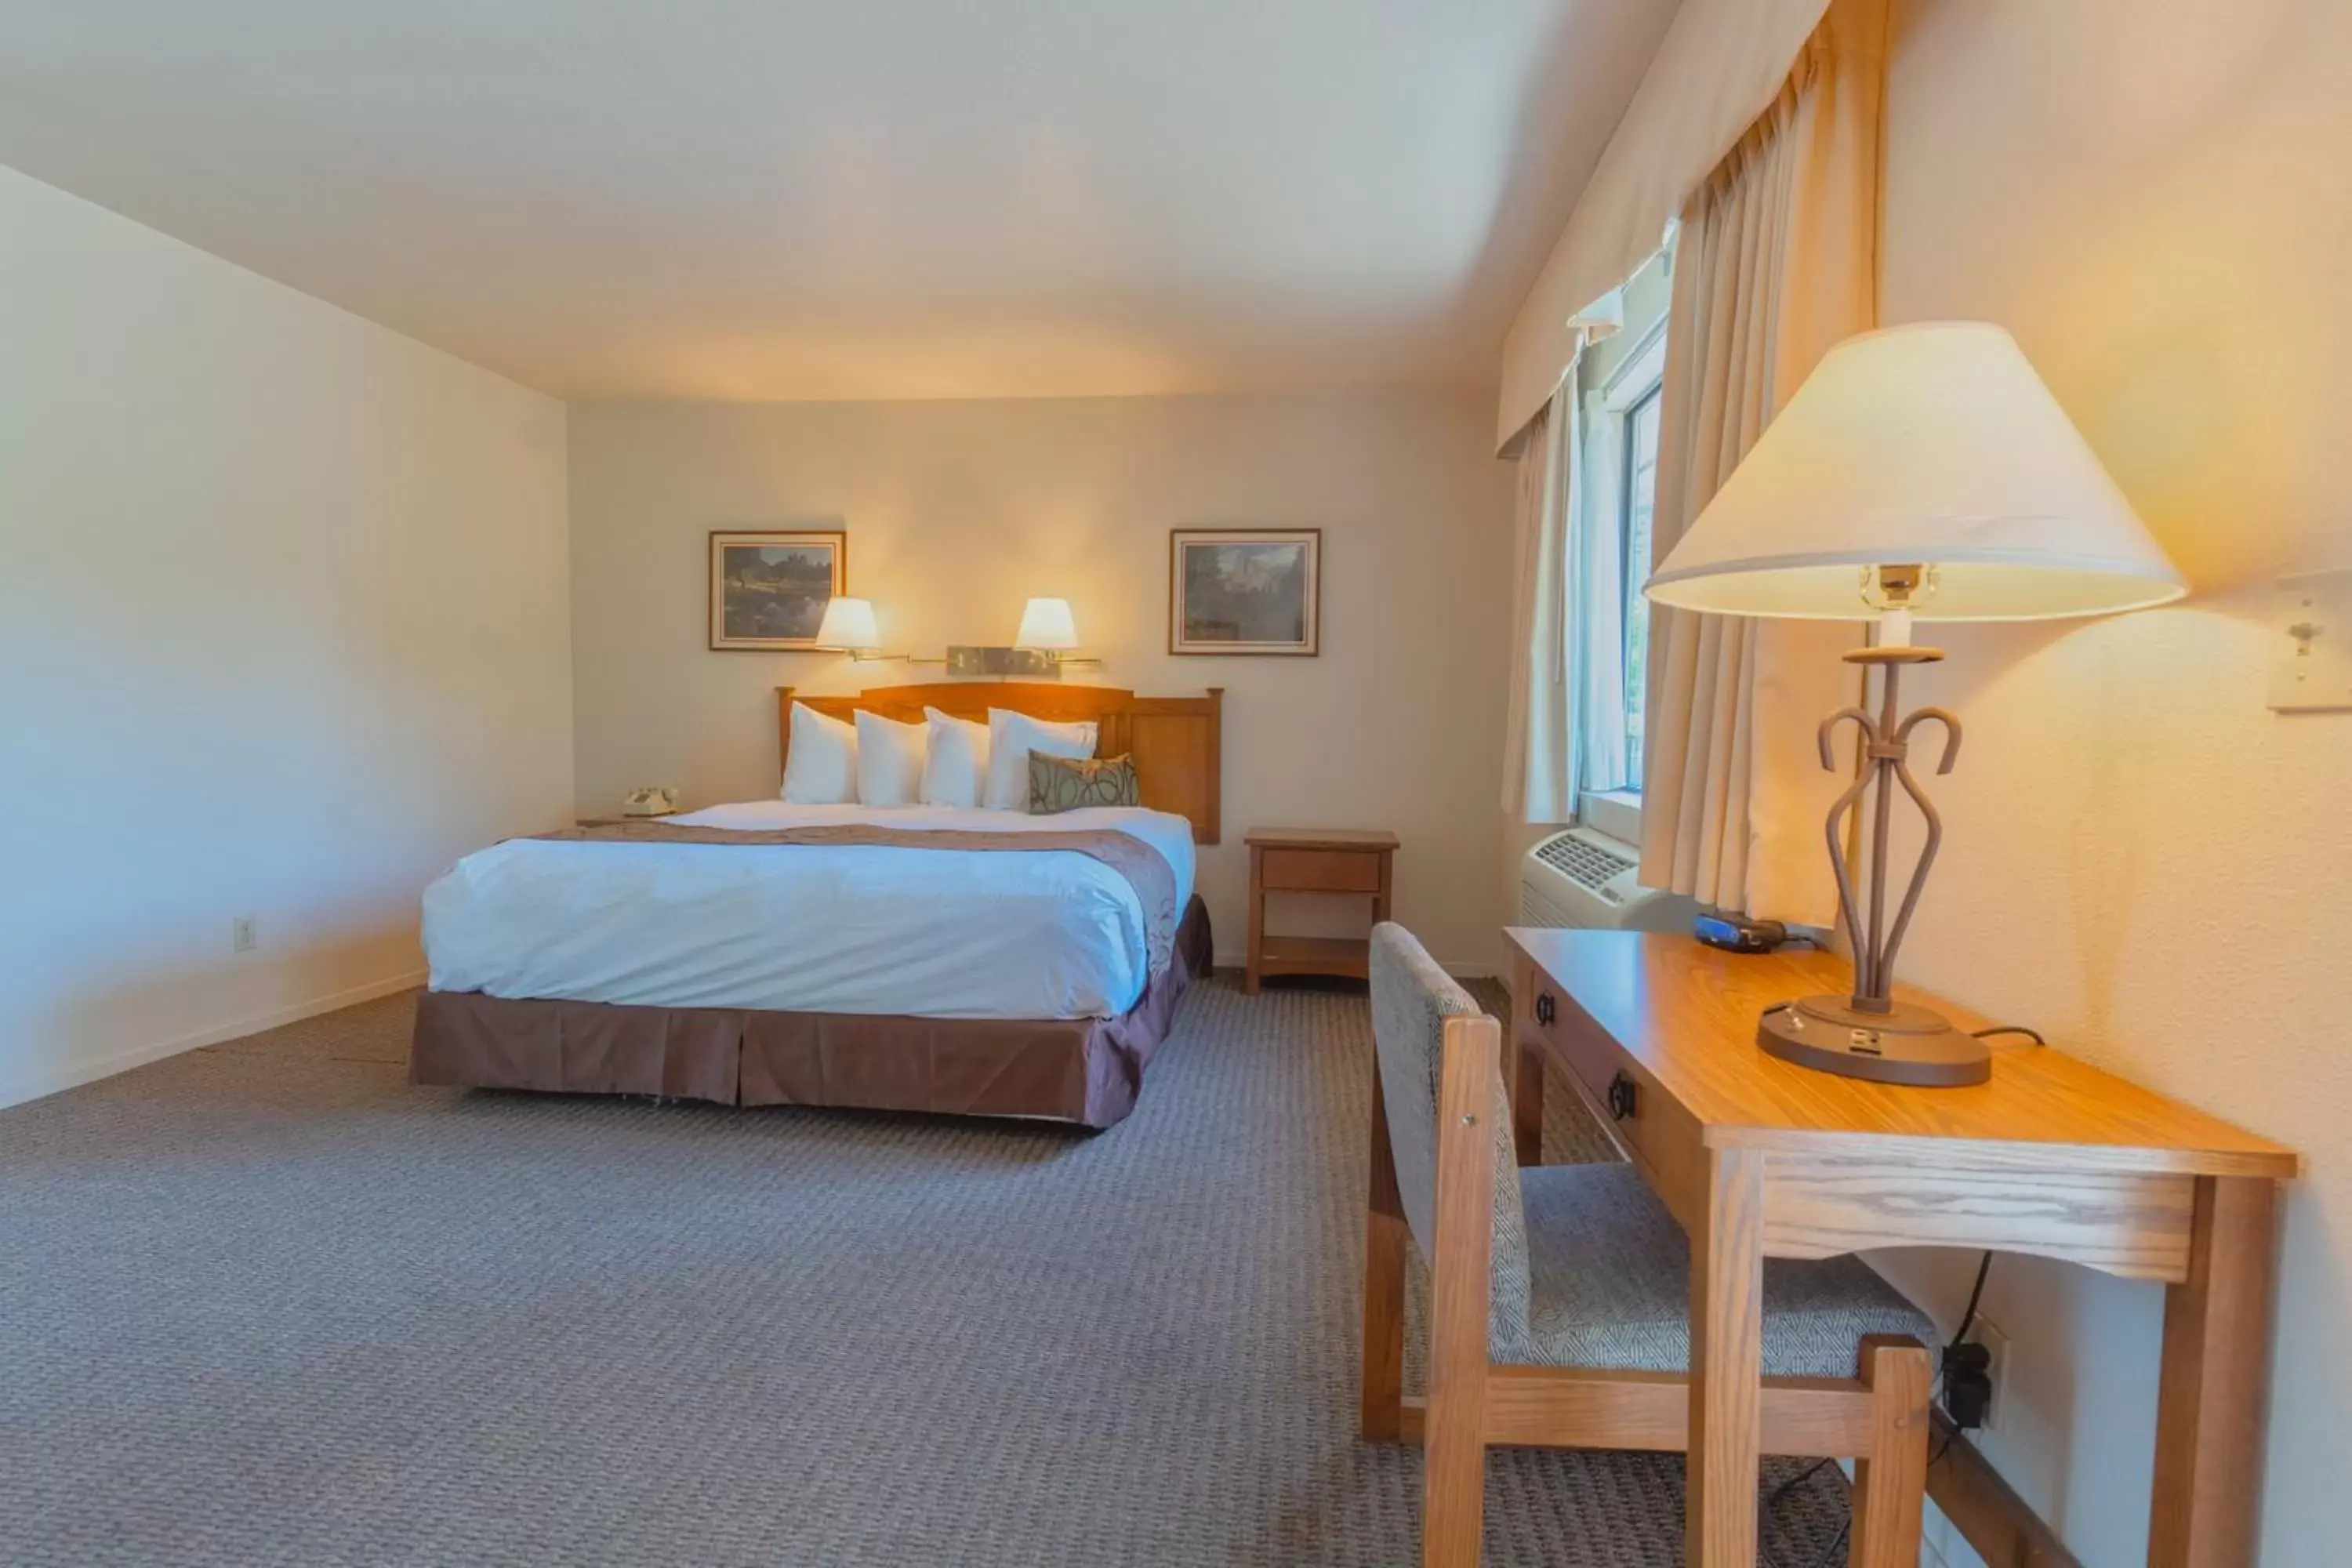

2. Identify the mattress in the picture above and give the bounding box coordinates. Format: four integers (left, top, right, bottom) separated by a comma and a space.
420, 800, 1199, 1019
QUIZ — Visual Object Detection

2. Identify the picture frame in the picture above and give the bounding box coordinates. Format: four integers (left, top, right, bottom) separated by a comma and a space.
1167, 528, 1321, 656
708, 530, 848, 651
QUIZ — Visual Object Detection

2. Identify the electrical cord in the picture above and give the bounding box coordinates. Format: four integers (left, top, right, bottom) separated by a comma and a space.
1930, 1420, 1961, 1466
1759, 1246, 1994, 1563
1756, 1460, 1837, 1568
1929, 1250, 1995, 1466
1952, 1249, 1992, 1345
1927, 1026, 2029, 1460
1757, 1464, 1854, 1568
1925, 1021, 2034, 1463
1767, 1458, 1833, 1505
1759, 1025, 2020, 1562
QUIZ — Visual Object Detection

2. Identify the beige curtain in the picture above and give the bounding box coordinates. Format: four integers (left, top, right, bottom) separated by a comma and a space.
1499, 383, 1581, 822
1495, 0, 1836, 445
1636, 0, 1888, 922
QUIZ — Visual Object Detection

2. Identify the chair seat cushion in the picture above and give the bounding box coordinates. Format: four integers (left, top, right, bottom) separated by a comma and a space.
1499, 1163, 1937, 1378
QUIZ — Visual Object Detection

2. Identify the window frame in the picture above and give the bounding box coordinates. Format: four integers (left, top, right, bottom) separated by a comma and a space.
1578, 318, 1668, 838
1614, 378, 1663, 783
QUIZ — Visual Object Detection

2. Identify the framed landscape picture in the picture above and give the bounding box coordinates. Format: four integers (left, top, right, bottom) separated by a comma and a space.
708, 530, 847, 650
1168, 528, 1321, 655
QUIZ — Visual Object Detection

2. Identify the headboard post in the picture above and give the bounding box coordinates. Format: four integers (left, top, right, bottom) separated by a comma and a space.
775, 682, 1223, 843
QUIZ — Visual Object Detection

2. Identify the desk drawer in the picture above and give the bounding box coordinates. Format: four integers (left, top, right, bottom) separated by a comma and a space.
1517, 953, 1701, 1228
1259, 848, 1384, 893
1517, 953, 1616, 1097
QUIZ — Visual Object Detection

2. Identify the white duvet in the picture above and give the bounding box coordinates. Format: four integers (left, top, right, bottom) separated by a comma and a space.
421, 801, 1197, 1020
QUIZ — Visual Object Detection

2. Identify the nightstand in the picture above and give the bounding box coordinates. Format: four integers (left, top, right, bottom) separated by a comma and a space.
1243, 827, 1399, 993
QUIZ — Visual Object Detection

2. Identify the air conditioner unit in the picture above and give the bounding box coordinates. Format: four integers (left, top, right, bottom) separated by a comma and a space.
1519, 825, 1696, 933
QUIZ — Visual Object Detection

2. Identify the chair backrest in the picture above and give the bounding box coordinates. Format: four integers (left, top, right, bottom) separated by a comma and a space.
1367, 924, 1531, 1317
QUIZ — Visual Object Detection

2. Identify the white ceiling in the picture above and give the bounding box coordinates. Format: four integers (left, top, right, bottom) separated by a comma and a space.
0, 1, 1678, 402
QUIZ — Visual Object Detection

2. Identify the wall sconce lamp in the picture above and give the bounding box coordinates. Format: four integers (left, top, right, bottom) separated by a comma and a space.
1014, 597, 1102, 671
937, 597, 1102, 677
825, 596, 1101, 676
812, 597, 906, 662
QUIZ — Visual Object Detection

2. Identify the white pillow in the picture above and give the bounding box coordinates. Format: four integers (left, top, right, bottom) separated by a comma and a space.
985, 708, 1098, 811
855, 711, 927, 807
919, 708, 990, 808
781, 702, 858, 804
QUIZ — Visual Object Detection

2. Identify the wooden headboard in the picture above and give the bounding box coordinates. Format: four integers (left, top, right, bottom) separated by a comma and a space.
777, 682, 1224, 844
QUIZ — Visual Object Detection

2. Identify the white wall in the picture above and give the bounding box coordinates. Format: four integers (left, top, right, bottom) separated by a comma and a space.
567, 392, 1515, 971
1871, 2, 2351, 1563
0, 165, 575, 1106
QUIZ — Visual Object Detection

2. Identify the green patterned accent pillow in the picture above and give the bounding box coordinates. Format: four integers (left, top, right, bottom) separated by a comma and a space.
1028, 751, 1141, 813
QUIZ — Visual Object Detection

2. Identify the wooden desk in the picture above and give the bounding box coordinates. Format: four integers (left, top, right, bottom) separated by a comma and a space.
1506, 927, 2296, 1568
1244, 827, 1397, 993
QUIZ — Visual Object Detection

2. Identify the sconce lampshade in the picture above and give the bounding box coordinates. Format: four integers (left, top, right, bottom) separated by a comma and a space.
813, 596, 881, 652
1014, 597, 1080, 650
1645, 321, 2187, 622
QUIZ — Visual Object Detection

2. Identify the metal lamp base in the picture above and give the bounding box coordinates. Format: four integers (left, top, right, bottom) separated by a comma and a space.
1758, 995, 1990, 1087
1762, 622, 1985, 1090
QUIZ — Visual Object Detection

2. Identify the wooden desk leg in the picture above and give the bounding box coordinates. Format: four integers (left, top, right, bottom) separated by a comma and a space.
1362, 1064, 1410, 1443
2148, 1175, 2279, 1568
1424, 1016, 1500, 1567
1244, 844, 1265, 995
1687, 1147, 1766, 1568
1511, 1036, 1543, 1169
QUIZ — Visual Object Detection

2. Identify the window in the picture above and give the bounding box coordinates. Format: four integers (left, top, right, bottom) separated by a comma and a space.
1537, 245, 1670, 837
1566, 308, 1665, 823
1618, 383, 1661, 775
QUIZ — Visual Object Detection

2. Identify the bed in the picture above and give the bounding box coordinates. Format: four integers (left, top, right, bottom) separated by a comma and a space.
410, 681, 1222, 1128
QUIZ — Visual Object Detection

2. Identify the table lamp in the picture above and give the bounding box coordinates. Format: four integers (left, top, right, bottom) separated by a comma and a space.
1642, 321, 2186, 1086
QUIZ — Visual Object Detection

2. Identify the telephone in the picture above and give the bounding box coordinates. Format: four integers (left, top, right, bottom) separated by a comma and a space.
622, 786, 680, 818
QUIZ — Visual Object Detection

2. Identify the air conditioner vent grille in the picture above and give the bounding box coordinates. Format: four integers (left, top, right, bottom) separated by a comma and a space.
1536, 832, 1637, 893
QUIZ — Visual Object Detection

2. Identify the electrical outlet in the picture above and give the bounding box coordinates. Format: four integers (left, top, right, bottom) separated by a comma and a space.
231, 915, 258, 954
1975, 1317, 2012, 1434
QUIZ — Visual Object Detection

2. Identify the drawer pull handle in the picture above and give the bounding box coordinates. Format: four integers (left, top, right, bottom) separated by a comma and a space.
1534, 992, 1556, 1026
1606, 1072, 1639, 1123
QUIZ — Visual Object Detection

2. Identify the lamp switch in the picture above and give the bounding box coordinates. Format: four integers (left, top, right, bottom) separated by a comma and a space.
2270, 567, 2352, 713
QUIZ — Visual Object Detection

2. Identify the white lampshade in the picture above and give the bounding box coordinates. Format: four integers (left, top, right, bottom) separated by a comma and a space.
1014, 597, 1080, 650
812, 596, 880, 652
1645, 322, 2187, 622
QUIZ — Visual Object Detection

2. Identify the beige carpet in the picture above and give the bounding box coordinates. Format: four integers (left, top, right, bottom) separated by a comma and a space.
1, 974, 1849, 1566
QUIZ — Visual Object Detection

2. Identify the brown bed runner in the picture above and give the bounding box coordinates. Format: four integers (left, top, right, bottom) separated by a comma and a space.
528, 818, 1181, 974
412, 896, 1212, 1128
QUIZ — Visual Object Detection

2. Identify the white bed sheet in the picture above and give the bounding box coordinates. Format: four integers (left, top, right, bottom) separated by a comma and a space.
421, 800, 1197, 1020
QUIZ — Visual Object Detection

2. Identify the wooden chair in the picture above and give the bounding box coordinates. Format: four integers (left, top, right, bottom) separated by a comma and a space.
1360, 924, 1937, 1566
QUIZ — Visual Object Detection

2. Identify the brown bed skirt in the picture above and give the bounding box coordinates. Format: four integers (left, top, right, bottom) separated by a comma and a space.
410, 896, 1211, 1131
